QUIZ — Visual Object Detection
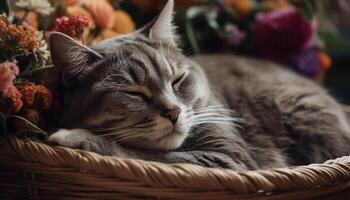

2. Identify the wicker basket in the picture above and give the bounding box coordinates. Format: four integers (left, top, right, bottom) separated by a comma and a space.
0, 136, 349, 200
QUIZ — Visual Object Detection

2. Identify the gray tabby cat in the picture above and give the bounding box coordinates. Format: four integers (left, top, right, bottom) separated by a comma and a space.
48, 0, 350, 170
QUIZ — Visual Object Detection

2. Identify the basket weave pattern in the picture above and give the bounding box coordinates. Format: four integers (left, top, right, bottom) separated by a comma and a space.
1, 136, 350, 199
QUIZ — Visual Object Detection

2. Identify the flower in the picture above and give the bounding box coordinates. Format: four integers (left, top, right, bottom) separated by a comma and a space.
0, 16, 8, 37
262, 0, 290, 11
16, 82, 53, 111
220, 24, 246, 46
67, 6, 95, 28
15, 11, 39, 29
288, 50, 324, 78
101, 29, 119, 39
65, 0, 81, 6
7, 22, 39, 55
84, 0, 115, 29
0, 60, 22, 112
16, 0, 55, 16
9, 86, 23, 112
112, 10, 135, 35
253, 7, 317, 61
54, 14, 90, 38
226, 0, 253, 18
0, 60, 19, 98
317, 51, 332, 71
32, 31, 50, 67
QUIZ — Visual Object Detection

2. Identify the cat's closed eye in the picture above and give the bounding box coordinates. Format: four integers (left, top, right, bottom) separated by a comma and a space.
172, 72, 187, 89
125, 91, 149, 101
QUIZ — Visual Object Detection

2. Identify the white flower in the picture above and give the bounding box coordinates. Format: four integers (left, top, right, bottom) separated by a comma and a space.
33, 31, 50, 68
16, 0, 55, 16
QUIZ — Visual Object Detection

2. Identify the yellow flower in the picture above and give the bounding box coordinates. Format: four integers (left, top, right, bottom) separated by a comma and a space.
226, 0, 253, 18
262, 0, 289, 11
101, 29, 119, 39
84, 0, 115, 29
15, 11, 39, 29
112, 10, 135, 35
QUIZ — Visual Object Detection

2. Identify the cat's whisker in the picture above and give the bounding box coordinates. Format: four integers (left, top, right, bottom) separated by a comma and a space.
193, 117, 245, 125
192, 121, 241, 129
193, 105, 226, 111
90, 121, 156, 133
193, 113, 237, 119
193, 109, 235, 114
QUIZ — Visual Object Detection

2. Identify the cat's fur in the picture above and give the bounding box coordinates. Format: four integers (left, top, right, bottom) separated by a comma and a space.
48, 0, 350, 170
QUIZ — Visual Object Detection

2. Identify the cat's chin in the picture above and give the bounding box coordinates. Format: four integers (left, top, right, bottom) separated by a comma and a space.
126, 129, 189, 151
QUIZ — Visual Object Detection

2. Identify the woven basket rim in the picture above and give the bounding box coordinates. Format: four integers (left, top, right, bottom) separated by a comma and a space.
1, 135, 350, 196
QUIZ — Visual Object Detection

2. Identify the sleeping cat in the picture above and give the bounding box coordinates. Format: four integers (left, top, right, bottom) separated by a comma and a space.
48, 0, 350, 170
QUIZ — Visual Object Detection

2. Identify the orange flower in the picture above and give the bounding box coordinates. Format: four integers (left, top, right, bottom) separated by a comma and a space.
0, 16, 7, 38
101, 29, 119, 38
262, 0, 289, 11
65, 0, 80, 6
112, 10, 135, 35
0, 85, 24, 113
317, 51, 332, 71
7, 23, 39, 55
84, 0, 115, 29
15, 11, 39, 29
9, 86, 23, 112
16, 82, 53, 110
226, 0, 252, 18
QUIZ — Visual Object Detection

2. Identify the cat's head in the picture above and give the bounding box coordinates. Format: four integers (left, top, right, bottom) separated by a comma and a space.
49, 0, 210, 150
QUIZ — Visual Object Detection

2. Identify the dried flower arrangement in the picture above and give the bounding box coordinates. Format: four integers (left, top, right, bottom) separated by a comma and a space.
0, 0, 136, 139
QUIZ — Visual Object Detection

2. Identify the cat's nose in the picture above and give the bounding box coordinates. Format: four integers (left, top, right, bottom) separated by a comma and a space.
163, 107, 181, 124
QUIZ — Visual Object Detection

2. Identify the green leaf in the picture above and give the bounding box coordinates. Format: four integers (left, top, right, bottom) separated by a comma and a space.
293, 0, 315, 21
113, 0, 124, 9
0, 0, 9, 16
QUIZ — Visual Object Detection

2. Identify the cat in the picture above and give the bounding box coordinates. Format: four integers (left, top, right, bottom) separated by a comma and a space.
48, 0, 350, 170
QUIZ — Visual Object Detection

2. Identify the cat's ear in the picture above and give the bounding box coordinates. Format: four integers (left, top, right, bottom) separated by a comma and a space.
145, 0, 177, 45
49, 32, 103, 85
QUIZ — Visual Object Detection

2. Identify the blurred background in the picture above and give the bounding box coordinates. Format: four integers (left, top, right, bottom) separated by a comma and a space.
124, 0, 350, 104
1, 0, 350, 102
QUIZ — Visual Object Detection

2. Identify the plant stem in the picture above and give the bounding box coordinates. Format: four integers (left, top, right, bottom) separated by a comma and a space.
8, 115, 48, 137
19, 65, 54, 77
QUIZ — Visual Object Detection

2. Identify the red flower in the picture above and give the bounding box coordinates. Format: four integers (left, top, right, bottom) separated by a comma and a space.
54, 14, 90, 38
9, 86, 23, 112
253, 7, 317, 61
16, 82, 53, 111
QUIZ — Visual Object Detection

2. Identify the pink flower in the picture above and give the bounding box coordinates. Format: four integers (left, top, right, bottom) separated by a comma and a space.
54, 14, 90, 38
253, 7, 317, 61
0, 60, 19, 98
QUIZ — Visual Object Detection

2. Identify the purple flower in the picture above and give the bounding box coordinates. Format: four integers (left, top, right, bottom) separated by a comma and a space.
288, 50, 321, 78
253, 7, 317, 61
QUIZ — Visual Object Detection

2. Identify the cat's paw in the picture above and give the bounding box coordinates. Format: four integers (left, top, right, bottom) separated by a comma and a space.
48, 129, 91, 149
